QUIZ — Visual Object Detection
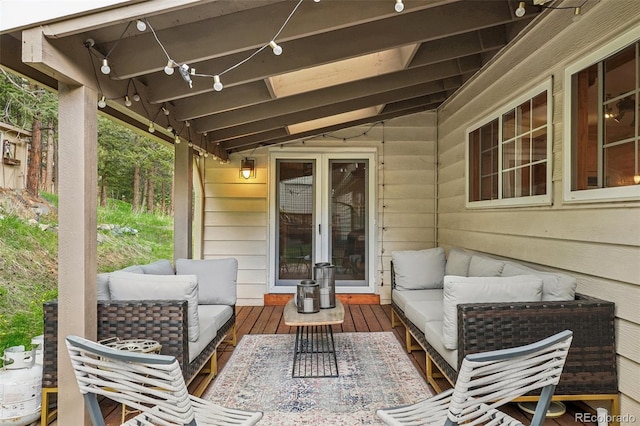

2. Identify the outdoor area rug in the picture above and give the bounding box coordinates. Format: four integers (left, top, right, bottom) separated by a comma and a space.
203, 332, 432, 425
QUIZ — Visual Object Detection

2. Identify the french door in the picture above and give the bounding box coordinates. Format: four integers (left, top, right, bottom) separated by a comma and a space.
269, 150, 376, 293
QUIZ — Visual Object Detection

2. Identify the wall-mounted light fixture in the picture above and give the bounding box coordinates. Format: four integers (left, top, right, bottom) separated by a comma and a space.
240, 158, 256, 179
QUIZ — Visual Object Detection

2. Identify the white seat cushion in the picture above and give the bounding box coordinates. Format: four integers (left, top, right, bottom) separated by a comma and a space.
188, 305, 233, 363
423, 320, 458, 371
404, 301, 443, 334
392, 288, 443, 312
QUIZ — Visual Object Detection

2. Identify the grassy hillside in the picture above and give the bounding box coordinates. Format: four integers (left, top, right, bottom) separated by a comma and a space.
0, 191, 173, 354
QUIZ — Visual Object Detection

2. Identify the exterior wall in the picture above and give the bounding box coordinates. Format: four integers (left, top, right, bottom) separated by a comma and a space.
202, 111, 437, 306
437, 1, 640, 420
0, 124, 30, 190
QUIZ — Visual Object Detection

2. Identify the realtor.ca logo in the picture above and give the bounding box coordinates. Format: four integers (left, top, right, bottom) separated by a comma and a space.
574, 413, 637, 424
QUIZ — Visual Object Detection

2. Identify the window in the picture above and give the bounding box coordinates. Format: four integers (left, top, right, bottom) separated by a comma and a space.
564, 29, 640, 202
467, 80, 552, 208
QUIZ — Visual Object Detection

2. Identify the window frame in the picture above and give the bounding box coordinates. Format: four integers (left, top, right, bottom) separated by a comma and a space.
465, 79, 553, 209
563, 26, 640, 203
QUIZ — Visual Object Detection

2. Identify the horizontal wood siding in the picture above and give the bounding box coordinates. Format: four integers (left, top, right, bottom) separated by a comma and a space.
202, 158, 268, 305
436, 1, 640, 420
203, 112, 437, 306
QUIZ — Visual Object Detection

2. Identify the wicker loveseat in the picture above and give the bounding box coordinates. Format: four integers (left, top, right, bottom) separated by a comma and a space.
41, 258, 238, 425
390, 247, 619, 417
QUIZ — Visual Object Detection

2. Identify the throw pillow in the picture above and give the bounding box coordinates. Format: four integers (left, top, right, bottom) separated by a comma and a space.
442, 275, 543, 350
108, 271, 200, 342
392, 248, 446, 290
468, 255, 505, 277
141, 259, 175, 275
444, 248, 472, 277
175, 258, 238, 305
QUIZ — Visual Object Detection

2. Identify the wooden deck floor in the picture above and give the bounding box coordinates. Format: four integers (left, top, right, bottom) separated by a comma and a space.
92, 304, 594, 425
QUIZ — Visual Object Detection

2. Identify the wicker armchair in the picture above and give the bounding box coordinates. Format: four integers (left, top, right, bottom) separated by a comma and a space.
41, 299, 235, 425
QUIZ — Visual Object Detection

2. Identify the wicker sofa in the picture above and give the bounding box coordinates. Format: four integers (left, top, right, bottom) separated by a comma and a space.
41, 258, 238, 425
390, 247, 619, 415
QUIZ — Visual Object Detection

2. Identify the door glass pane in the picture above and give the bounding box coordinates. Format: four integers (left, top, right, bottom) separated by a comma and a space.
277, 160, 314, 283
330, 160, 367, 285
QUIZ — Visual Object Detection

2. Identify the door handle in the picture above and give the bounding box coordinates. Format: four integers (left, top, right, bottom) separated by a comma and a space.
318, 224, 321, 235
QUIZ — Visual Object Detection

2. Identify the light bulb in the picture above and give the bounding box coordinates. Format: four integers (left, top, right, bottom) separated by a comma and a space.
136, 19, 147, 32
213, 75, 223, 91
188, 141, 193, 147
634, 175, 640, 184
148, 122, 155, 133
133, 93, 141, 102
515, 2, 526, 17
185, 120, 190, 127
204, 152, 209, 158
269, 40, 283, 56
572, 7, 582, 22
100, 58, 111, 74
164, 60, 175, 75
166, 125, 173, 132
162, 106, 170, 115
97, 96, 106, 108
175, 135, 181, 144
394, 0, 404, 13
124, 96, 132, 107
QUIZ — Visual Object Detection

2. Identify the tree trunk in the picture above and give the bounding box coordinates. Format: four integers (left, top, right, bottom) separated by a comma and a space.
99, 177, 107, 207
146, 167, 155, 213
45, 127, 55, 193
142, 178, 148, 212
26, 116, 42, 195
132, 164, 141, 211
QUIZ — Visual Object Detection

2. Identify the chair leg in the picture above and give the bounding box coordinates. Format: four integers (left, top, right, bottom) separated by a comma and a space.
530, 385, 556, 426
223, 323, 237, 346
84, 393, 107, 426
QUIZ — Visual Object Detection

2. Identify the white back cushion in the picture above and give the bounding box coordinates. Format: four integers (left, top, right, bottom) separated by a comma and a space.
468, 255, 505, 276
442, 275, 543, 350
175, 258, 238, 305
445, 248, 472, 277
502, 263, 576, 301
392, 248, 446, 290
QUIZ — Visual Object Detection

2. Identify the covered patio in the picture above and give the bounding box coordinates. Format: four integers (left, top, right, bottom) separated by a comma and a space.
1, 0, 638, 424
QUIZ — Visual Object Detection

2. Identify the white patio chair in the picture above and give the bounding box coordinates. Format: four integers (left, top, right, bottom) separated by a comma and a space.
377, 330, 573, 426
65, 335, 262, 426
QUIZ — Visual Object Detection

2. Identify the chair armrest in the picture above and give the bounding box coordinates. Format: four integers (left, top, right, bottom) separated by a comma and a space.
43, 299, 189, 388
456, 293, 617, 395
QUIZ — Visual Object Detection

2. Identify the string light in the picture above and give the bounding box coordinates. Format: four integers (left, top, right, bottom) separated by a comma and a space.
213, 75, 223, 91
100, 58, 111, 74
515, 2, 526, 17
164, 60, 175, 75
88, 0, 312, 153
269, 40, 283, 55
394, 0, 404, 13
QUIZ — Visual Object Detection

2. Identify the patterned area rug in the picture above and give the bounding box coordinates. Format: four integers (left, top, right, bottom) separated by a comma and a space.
204, 332, 432, 425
